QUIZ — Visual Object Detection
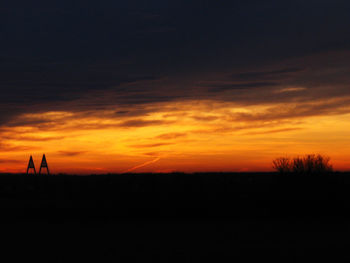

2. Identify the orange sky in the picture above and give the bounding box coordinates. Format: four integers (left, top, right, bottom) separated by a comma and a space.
1, 98, 349, 174
2, 3, 350, 174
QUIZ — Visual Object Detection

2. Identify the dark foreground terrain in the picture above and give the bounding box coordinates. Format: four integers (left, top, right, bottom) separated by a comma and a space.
1, 172, 350, 261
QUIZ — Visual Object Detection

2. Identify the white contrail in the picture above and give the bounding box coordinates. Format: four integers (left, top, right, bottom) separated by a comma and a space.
124, 157, 161, 173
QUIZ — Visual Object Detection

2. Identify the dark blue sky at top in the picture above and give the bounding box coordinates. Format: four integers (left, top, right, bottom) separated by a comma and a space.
2, 1, 350, 63
0, 0, 350, 125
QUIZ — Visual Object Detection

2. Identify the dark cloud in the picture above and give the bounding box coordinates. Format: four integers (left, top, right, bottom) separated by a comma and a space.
131, 143, 173, 148
2, 135, 66, 142
191, 115, 219, 122
230, 68, 304, 81
198, 67, 305, 93
6, 118, 55, 128
58, 151, 87, 157
0, 1, 350, 125
0, 59, 158, 105
119, 119, 174, 128
200, 82, 279, 92
229, 97, 350, 123
156, 133, 187, 140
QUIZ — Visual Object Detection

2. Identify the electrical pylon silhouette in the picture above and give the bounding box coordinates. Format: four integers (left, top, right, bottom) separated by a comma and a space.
26, 155, 36, 175
39, 154, 50, 175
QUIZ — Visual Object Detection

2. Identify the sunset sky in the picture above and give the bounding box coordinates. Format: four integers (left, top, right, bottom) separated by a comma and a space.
1, 1, 350, 173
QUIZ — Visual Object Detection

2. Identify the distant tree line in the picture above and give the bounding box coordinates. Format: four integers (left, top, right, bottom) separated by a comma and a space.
273, 154, 333, 175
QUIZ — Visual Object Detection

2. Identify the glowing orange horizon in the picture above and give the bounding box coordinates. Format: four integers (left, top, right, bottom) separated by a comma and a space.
0, 99, 349, 174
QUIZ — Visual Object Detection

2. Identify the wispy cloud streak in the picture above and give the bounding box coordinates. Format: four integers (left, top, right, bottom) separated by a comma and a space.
124, 157, 161, 173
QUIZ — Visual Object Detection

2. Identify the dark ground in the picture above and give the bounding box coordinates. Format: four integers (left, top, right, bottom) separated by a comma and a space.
0, 172, 350, 262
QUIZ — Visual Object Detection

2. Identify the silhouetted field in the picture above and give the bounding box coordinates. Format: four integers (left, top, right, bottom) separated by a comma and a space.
0, 172, 350, 218
1, 172, 350, 261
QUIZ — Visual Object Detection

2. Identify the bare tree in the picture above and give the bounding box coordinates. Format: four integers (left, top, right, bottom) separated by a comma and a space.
292, 157, 304, 174
272, 157, 291, 174
273, 154, 333, 175
313, 154, 333, 174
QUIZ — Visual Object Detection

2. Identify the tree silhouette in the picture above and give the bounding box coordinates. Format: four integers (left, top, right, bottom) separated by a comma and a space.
273, 154, 333, 175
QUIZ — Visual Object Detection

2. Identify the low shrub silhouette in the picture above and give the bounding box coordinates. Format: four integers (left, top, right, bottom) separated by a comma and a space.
273, 154, 333, 175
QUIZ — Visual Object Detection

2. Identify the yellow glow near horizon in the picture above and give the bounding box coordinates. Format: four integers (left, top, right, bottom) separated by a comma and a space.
0, 100, 349, 174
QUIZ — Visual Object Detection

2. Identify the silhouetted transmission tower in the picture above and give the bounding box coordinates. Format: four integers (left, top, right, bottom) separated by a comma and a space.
39, 154, 50, 175
26, 155, 36, 175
